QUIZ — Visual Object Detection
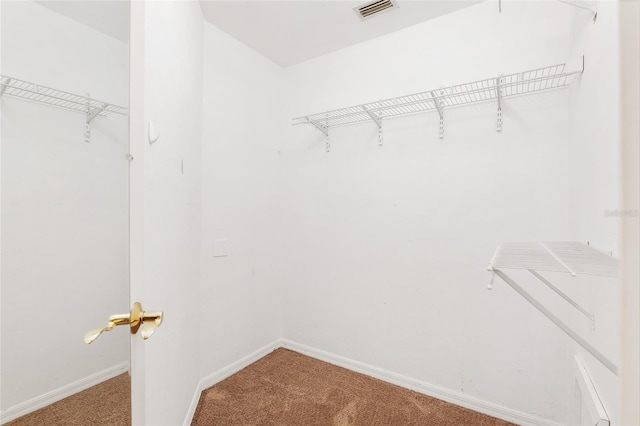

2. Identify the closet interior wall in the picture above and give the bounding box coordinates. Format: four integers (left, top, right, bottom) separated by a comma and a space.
200, 22, 284, 381
281, 1, 617, 424
192, 1, 623, 424
0, 1, 129, 416
566, 1, 621, 421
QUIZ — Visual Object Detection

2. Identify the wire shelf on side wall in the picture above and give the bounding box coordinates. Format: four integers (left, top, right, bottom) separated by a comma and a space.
489, 241, 618, 278
0, 75, 128, 117
0, 75, 129, 143
487, 241, 618, 376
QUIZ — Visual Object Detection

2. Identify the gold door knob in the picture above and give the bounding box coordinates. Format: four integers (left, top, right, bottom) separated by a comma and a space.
84, 302, 163, 344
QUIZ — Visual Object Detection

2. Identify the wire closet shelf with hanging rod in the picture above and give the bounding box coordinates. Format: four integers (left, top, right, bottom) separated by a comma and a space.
292, 59, 584, 147
0, 75, 129, 142
487, 241, 618, 376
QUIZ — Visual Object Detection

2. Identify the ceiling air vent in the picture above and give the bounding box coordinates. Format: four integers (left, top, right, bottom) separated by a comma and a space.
354, 0, 398, 20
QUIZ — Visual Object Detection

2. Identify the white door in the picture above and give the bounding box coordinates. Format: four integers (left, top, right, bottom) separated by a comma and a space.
129, 1, 204, 424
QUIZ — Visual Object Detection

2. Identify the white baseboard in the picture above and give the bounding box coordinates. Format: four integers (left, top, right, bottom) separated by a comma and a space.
280, 339, 564, 426
574, 356, 610, 425
2, 341, 565, 426
0, 362, 130, 425
184, 338, 564, 426
183, 340, 281, 426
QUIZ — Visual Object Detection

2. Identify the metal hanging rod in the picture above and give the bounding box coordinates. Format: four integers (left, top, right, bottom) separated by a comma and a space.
487, 241, 618, 376
0, 75, 128, 142
292, 60, 583, 143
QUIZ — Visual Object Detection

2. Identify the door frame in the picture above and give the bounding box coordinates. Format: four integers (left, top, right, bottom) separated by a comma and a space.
129, 1, 146, 424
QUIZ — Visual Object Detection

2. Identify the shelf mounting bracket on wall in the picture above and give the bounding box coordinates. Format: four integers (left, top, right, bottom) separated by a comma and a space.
430, 91, 444, 139
307, 113, 331, 153
362, 105, 382, 129
363, 105, 383, 146
305, 116, 328, 137
84, 95, 107, 143
496, 76, 503, 132
86, 103, 106, 124
85, 97, 108, 143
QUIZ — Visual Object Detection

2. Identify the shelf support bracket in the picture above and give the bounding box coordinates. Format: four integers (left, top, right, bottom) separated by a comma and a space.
363, 106, 383, 147
493, 269, 617, 376
362, 105, 382, 129
430, 91, 444, 139
306, 116, 328, 137
84, 96, 106, 143
0, 77, 11, 97
86, 103, 106, 124
528, 269, 595, 327
496, 76, 503, 132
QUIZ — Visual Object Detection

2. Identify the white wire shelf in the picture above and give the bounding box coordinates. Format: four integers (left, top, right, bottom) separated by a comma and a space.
487, 241, 618, 376
488, 241, 618, 278
292, 60, 582, 145
0, 75, 128, 117
0, 75, 128, 142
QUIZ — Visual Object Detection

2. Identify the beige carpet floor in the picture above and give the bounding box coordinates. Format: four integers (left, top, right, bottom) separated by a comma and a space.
5, 351, 517, 425
4, 373, 130, 426
192, 348, 515, 426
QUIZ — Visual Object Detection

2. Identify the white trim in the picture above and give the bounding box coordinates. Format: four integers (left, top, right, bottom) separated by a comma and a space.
573, 356, 610, 425
183, 379, 203, 426
280, 339, 564, 426
184, 339, 563, 426
0, 362, 130, 424
182, 340, 282, 426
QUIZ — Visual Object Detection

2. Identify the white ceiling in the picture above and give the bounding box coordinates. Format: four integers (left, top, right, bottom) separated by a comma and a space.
32, 1, 482, 67
35, 0, 129, 44
199, 1, 482, 67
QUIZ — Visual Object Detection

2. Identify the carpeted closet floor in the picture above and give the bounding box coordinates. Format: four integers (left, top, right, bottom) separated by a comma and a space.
7, 349, 515, 425
192, 348, 515, 426
5, 373, 130, 426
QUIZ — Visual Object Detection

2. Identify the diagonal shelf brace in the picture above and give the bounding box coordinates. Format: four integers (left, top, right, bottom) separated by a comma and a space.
539, 241, 577, 276
430, 91, 444, 119
362, 105, 382, 129
494, 269, 618, 376
86, 103, 107, 124
528, 269, 595, 325
363, 105, 384, 147
306, 116, 328, 137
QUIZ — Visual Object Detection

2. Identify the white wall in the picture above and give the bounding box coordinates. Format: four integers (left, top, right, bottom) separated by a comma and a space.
137, 1, 203, 424
200, 23, 283, 378
566, 1, 622, 423
142, 2, 633, 424
281, 2, 581, 424
0, 0, 129, 418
